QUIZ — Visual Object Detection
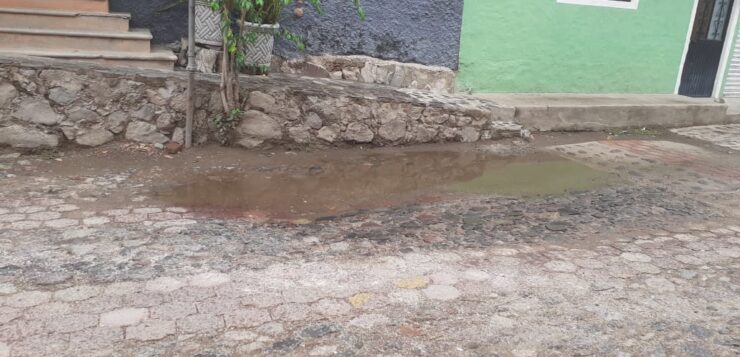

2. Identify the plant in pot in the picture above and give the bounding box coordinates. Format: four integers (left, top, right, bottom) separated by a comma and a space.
240, 0, 285, 75
206, 0, 364, 144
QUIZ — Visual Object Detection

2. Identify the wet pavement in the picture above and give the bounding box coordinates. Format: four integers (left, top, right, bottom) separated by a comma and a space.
0, 132, 739, 356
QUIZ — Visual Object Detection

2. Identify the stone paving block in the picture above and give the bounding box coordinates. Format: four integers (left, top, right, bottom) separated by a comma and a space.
121, 292, 165, 308
125, 320, 176, 341
197, 297, 240, 315
176, 313, 224, 333
82, 217, 111, 226
150, 301, 196, 320
270, 304, 310, 322
27, 211, 62, 221
3, 291, 51, 308
0, 214, 25, 223
100, 308, 149, 327
50, 204, 80, 212
187, 272, 230, 288
224, 307, 272, 328
349, 314, 390, 329
0, 306, 21, 324
310, 299, 352, 317
54, 285, 101, 302
46, 313, 98, 333
144, 277, 184, 293
422, 285, 461, 301
68, 327, 124, 352
8, 221, 41, 230
24, 301, 72, 319
45, 218, 79, 228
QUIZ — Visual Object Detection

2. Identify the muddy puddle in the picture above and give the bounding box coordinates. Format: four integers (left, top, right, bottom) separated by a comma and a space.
151, 150, 618, 221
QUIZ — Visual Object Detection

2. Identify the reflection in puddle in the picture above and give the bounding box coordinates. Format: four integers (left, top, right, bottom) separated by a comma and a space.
152, 151, 617, 220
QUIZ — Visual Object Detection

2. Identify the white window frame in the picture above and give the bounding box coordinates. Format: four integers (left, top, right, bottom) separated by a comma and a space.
557, 0, 640, 10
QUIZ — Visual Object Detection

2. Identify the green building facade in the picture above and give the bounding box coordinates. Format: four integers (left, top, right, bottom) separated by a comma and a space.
457, 0, 740, 98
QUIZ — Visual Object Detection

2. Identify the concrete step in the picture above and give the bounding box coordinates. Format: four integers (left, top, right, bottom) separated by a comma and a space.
0, 27, 151, 53
0, 8, 129, 32
476, 94, 732, 131
0, 0, 108, 12
0, 48, 177, 70
0, 8, 131, 32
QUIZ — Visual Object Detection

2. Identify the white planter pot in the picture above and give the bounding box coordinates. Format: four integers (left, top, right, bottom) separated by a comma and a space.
241, 21, 280, 74
195, 1, 223, 47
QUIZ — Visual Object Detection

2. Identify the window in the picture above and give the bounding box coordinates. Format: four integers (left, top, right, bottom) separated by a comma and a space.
557, 0, 640, 10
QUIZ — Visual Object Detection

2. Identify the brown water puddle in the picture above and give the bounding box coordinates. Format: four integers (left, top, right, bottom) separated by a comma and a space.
151, 150, 617, 221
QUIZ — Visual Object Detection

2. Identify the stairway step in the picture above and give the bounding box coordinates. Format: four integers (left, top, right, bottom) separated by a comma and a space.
0, 48, 177, 70
0, 0, 108, 12
0, 27, 151, 53
0, 8, 129, 32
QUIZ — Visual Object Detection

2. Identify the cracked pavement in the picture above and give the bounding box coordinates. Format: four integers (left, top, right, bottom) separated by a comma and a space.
0, 131, 739, 357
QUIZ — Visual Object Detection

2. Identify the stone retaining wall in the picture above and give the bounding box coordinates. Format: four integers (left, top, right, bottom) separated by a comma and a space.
0, 56, 517, 150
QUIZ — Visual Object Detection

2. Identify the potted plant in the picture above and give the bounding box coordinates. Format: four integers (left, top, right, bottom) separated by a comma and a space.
240, 0, 285, 75
196, 0, 223, 47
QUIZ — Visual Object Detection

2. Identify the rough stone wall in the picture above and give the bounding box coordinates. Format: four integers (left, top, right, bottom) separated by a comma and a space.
0, 56, 516, 150
109, 0, 463, 70
276, 55, 457, 94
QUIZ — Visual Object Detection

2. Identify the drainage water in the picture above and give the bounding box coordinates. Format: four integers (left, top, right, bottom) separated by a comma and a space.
152, 151, 616, 221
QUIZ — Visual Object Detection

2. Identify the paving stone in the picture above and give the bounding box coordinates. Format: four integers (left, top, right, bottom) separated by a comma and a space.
145, 277, 185, 292
271, 304, 310, 322
544, 260, 578, 273
0, 283, 17, 295
8, 220, 41, 230
103, 282, 141, 296
423, 285, 461, 301
394, 276, 430, 289
463, 269, 491, 281
115, 213, 148, 223
620, 252, 652, 263
256, 322, 285, 336
150, 301, 196, 320
645, 277, 676, 292
46, 313, 98, 333
68, 327, 124, 352
188, 272, 231, 288
100, 307, 149, 327
0, 306, 21, 324
674, 255, 705, 265
50, 204, 80, 212
224, 329, 259, 341
177, 313, 224, 333
310, 299, 352, 316
4, 291, 51, 308
349, 314, 391, 329
45, 218, 79, 228
132, 207, 162, 214
125, 320, 176, 341
0, 214, 25, 222
54, 285, 101, 302
16, 206, 45, 214
223, 307, 272, 327
82, 217, 111, 226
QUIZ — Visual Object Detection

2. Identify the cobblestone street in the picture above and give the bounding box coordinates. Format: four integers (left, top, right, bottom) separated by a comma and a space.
0, 131, 739, 356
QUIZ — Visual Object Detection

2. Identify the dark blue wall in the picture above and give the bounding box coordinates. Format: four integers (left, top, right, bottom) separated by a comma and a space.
110, 0, 188, 45
109, 0, 463, 69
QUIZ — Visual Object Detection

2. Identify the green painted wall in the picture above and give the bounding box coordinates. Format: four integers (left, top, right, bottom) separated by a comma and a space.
458, 0, 695, 93
721, 8, 739, 96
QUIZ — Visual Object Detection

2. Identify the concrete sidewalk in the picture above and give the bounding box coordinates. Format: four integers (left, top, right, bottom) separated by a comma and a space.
477, 93, 734, 131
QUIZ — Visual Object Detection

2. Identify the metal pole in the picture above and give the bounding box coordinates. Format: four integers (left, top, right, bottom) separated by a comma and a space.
185, 0, 196, 149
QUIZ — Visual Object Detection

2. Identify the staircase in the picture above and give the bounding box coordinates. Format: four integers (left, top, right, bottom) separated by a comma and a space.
0, 0, 176, 70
